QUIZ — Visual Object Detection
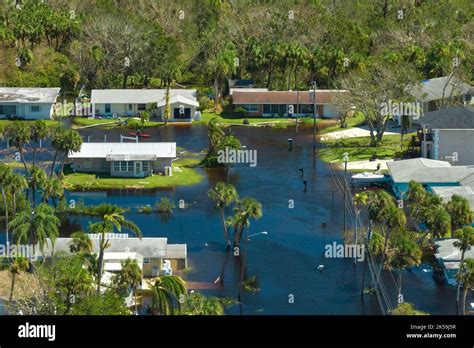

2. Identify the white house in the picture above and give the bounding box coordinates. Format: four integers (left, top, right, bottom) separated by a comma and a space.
68, 142, 176, 178
0, 87, 60, 120
90, 89, 199, 121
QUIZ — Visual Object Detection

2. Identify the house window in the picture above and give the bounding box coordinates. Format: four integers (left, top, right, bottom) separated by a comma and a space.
105, 104, 111, 113
113, 161, 120, 172
84, 158, 92, 169
143, 258, 150, 264
127, 161, 134, 171
138, 104, 146, 111
100, 159, 108, 170
0, 105, 17, 116
128, 104, 133, 112
142, 161, 149, 172
263, 104, 271, 114
30, 105, 40, 112
121, 161, 127, 171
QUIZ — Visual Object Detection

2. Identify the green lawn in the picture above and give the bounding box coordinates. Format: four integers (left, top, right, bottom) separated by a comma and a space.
63, 157, 203, 191
317, 112, 366, 134
0, 119, 59, 128
197, 111, 308, 126
319, 133, 414, 163
72, 117, 164, 129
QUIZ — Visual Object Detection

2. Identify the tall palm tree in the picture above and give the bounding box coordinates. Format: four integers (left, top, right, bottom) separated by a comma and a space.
406, 181, 427, 222
59, 129, 83, 175
458, 259, 474, 315
180, 292, 225, 315
8, 173, 27, 218
208, 182, 238, 247
425, 206, 451, 239
150, 275, 186, 315
87, 204, 141, 293
5, 121, 31, 177
453, 226, 474, 310
42, 177, 64, 208
50, 127, 66, 177
30, 120, 48, 166
9, 203, 60, 257
0, 164, 13, 247
30, 165, 47, 208
9, 257, 29, 301
446, 195, 473, 232
113, 258, 142, 314
390, 233, 422, 295
232, 197, 263, 250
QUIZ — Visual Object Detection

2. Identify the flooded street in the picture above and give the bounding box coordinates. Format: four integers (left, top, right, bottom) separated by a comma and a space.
1, 123, 456, 314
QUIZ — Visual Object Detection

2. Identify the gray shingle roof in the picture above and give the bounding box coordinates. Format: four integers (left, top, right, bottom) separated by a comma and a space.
434, 238, 474, 262
408, 76, 472, 102
387, 158, 474, 183
419, 106, 474, 129
0, 87, 60, 103
431, 186, 474, 209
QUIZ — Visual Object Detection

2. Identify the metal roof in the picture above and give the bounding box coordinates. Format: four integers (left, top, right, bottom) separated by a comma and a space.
387, 158, 474, 183
232, 90, 348, 104
68, 142, 176, 159
419, 106, 474, 129
90, 89, 197, 104
408, 76, 472, 102
156, 94, 199, 107
434, 238, 474, 262
432, 186, 474, 209
0, 87, 60, 103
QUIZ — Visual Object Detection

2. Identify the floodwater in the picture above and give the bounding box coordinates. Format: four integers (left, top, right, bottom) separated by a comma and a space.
0, 123, 457, 314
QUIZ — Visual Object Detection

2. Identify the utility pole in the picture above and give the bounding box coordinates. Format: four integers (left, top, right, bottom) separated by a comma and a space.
311, 81, 317, 167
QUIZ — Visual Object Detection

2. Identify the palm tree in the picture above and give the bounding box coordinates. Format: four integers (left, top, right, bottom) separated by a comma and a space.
390, 233, 422, 296
0, 164, 13, 247
42, 177, 64, 208
69, 231, 93, 254
8, 173, 27, 217
139, 110, 150, 128
208, 182, 238, 247
87, 204, 141, 293
180, 292, 225, 315
5, 121, 31, 177
390, 302, 428, 315
9, 257, 29, 301
458, 259, 474, 315
50, 127, 66, 177
230, 197, 263, 250
112, 258, 142, 314
8, 203, 60, 257
406, 181, 426, 222
425, 206, 451, 239
446, 195, 473, 232
453, 226, 474, 311
30, 120, 48, 166
59, 129, 83, 175
30, 165, 46, 208
207, 117, 225, 155
150, 275, 186, 315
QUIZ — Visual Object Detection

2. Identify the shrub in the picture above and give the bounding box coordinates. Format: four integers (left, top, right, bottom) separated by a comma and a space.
126, 119, 142, 129
198, 96, 213, 111
155, 197, 175, 214
233, 107, 248, 118
138, 205, 152, 214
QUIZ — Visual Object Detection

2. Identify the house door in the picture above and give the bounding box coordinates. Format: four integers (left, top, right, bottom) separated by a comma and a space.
134, 161, 142, 176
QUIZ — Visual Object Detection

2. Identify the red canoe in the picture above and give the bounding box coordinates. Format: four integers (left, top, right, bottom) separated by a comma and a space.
129, 132, 151, 138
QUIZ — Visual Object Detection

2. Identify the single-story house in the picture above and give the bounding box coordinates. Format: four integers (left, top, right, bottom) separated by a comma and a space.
402, 76, 473, 124
90, 89, 199, 121
231, 89, 347, 118
432, 186, 474, 212
434, 238, 474, 286
387, 157, 474, 199
0, 87, 60, 120
41, 234, 187, 277
419, 106, 474, 165
68, 142, 176, 178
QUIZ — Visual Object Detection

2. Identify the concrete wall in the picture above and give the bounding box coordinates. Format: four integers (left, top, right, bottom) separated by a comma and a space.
436, 129, 474, 165
153, 158, 172, 174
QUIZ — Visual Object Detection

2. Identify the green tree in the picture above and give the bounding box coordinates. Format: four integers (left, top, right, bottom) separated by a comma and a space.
59, 129, 83, 175
42, 177, 64, 208
457, 259, 474, 316
0, 164, 13, 247
30, 120, 48, 166
180, 292, 225, 315
208, 182, 238, 247
150, 275, 187, 315
390, 234, 422, 296
5, 121, 31, 177
30, 165, 47, 208
231, 197, 263, 250
390, 302, 428, 315
50, 127, 66, 177
112, 258, 142, 314
69, 231, 93, 254
446, 195, 473, 232
453, 227, 474, 311
87, 204, 141, 293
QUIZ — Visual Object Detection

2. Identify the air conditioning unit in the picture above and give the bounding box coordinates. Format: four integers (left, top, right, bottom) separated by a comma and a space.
165, 166, 172, 176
